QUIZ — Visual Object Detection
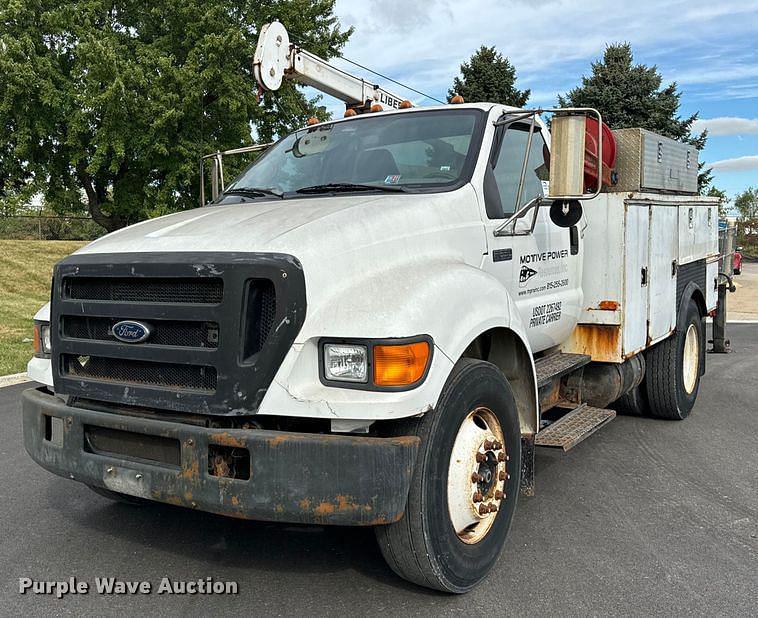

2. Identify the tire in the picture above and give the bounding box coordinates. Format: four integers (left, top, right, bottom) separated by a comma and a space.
87, 484, 151, 506
375, 358, 521, 593
613, 382, 649, 416
644, 298, 704, 420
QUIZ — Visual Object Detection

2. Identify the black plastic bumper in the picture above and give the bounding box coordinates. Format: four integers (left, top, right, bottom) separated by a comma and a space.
22, 387, 419, 526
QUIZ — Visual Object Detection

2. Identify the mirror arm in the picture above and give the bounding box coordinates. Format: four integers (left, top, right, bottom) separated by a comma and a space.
494, 196, 543, 237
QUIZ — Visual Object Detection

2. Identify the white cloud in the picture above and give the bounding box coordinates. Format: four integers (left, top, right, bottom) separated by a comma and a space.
693, 117, 758, 136
709, 155, 758, 172
332, 0, 758, 105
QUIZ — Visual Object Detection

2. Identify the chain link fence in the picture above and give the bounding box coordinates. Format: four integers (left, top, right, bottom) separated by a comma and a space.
0, 215, 105, 241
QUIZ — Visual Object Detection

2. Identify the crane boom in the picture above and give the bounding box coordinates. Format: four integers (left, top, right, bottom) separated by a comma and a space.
253, 21, 406, 113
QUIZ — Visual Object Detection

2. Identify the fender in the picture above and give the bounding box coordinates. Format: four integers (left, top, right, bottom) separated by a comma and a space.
260, 260, 539, 429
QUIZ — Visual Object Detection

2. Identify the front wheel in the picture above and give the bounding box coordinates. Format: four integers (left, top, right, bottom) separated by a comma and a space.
375, 358, 521, 593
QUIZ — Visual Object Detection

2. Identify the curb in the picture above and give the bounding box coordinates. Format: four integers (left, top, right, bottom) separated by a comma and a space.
0, 373, 30, 389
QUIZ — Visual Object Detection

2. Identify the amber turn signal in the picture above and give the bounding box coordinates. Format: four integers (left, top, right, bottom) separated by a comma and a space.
32, 323, 41, 355
373, 341, 430, 387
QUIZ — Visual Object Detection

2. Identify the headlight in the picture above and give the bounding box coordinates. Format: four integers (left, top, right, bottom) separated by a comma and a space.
34, 321, 52, 357
320, 337, 433, 390
323, 343, 368, 383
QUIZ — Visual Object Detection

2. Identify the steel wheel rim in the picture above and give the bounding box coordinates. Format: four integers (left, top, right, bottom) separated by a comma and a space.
682, 323, 699, 394
447, 407, 508, 544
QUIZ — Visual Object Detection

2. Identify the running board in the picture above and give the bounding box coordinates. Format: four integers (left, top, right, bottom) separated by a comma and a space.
535, 404, 616, 451
534, 352, 591, 388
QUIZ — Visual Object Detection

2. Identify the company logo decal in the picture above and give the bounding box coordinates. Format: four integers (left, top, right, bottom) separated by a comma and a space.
112, 321, 152, 344
519, 265, 537, 287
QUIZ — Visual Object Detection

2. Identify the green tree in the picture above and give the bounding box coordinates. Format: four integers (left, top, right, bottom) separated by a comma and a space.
558, 44, 711, 191
706, 186, 728, 218
0, 1, 351, 231
449, 46, 529, 107
734, 187, 758, 220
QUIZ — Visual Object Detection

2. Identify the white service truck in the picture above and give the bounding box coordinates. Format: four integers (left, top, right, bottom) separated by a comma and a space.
22, 22, 720, 593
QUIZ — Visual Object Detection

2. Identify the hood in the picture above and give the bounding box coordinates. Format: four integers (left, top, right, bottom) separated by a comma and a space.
76, 191, 485, 265
78, 195, 385, 255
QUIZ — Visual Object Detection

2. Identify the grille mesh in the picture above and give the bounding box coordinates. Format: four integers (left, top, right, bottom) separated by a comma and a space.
62, 317, 219, 348
64, 277, 223, 304
64, 355, 217, 392
252, 281, 277, 355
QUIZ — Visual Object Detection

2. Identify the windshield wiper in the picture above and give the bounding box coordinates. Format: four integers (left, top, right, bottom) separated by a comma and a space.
294, 182, 407, 195
225, 187, 283, 198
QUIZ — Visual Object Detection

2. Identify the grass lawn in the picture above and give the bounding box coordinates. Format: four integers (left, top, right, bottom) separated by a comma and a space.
0, 240, 86, 375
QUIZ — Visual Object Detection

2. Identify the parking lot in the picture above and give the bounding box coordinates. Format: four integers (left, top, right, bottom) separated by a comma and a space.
1, 323, 755, 616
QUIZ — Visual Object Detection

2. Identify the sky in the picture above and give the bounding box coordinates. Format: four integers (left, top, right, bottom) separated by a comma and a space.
307, 0, 758, 203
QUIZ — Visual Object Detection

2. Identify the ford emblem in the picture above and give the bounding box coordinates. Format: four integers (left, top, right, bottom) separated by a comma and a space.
112, 320, 152, 344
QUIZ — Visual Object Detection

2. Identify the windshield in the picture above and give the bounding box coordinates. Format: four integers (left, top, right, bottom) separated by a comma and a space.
226, 109, 484, 196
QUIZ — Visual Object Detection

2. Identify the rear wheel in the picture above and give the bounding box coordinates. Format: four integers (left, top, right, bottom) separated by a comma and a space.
375, 358, 521, 593
645, 299, 704, 420
613, 382, 649, 416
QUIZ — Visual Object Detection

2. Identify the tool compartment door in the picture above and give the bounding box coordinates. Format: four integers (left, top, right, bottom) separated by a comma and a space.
623, 203, 649, 355
647, 205, 678, 343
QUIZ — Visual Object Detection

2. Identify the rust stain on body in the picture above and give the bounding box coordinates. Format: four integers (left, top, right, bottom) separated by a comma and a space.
564, 324, 622, 362
210, 432, 247, 448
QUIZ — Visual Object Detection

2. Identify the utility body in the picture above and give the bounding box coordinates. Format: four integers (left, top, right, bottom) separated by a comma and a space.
22, 22, 720, 592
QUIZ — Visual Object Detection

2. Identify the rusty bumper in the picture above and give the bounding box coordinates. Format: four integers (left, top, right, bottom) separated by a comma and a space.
22, 387, 419, 526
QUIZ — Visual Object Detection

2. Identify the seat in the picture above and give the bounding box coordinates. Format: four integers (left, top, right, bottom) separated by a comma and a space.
353, 148, 399, 183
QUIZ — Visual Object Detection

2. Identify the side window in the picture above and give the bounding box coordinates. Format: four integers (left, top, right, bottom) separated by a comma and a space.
491, 126, 549, 216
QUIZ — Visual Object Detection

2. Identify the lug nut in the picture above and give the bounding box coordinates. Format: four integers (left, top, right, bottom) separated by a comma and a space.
478, 503, 489, 516
495, 490, 504, 500
476, 452, 486, 463
499, 471, 506, 481
498, 452, 505, 462
471, 472, 480, 483
473, 492, 483, 503
493, 441, 502, 450
489, 503, 498, 513
484, 440, 494, 450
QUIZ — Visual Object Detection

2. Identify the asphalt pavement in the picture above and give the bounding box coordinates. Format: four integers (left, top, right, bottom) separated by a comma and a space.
1, 325, 756, 617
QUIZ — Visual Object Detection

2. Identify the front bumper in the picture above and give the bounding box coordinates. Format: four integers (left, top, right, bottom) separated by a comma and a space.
22, 387, 419, 526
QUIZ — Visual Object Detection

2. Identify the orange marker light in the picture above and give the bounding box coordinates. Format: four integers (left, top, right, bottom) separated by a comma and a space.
370, 103, 383, 113
399, 100, 413, 109
599, 300, 619, 311
344, 108, 357, 117
450, 94, 464, 104
306, 116, 319, 125
373, 341, 430, 387
33, 324, 41, 355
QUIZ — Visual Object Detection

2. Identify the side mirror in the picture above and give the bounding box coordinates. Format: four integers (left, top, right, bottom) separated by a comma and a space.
549, 115, 586, 199
550, 200, 583, 228
547, 109, 611, 201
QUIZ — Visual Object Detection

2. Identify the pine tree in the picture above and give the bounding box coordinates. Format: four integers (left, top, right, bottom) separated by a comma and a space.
559, 44, 710, 191
449, 46, 529, 107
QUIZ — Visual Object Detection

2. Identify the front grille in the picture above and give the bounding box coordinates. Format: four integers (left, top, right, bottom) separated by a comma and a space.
52, 253, 306, 415
62, 316, 220, 348
64, 277, 223, 304
64, 355, 217, 392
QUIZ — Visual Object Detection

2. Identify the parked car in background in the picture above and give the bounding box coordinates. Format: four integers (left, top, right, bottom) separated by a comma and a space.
734, 247, 743, 275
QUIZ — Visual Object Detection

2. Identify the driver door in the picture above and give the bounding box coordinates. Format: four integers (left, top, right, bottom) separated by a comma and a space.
480, 119, 581, 353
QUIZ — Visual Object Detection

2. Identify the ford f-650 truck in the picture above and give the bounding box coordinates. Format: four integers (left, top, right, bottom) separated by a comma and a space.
22, 22, 719, 593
